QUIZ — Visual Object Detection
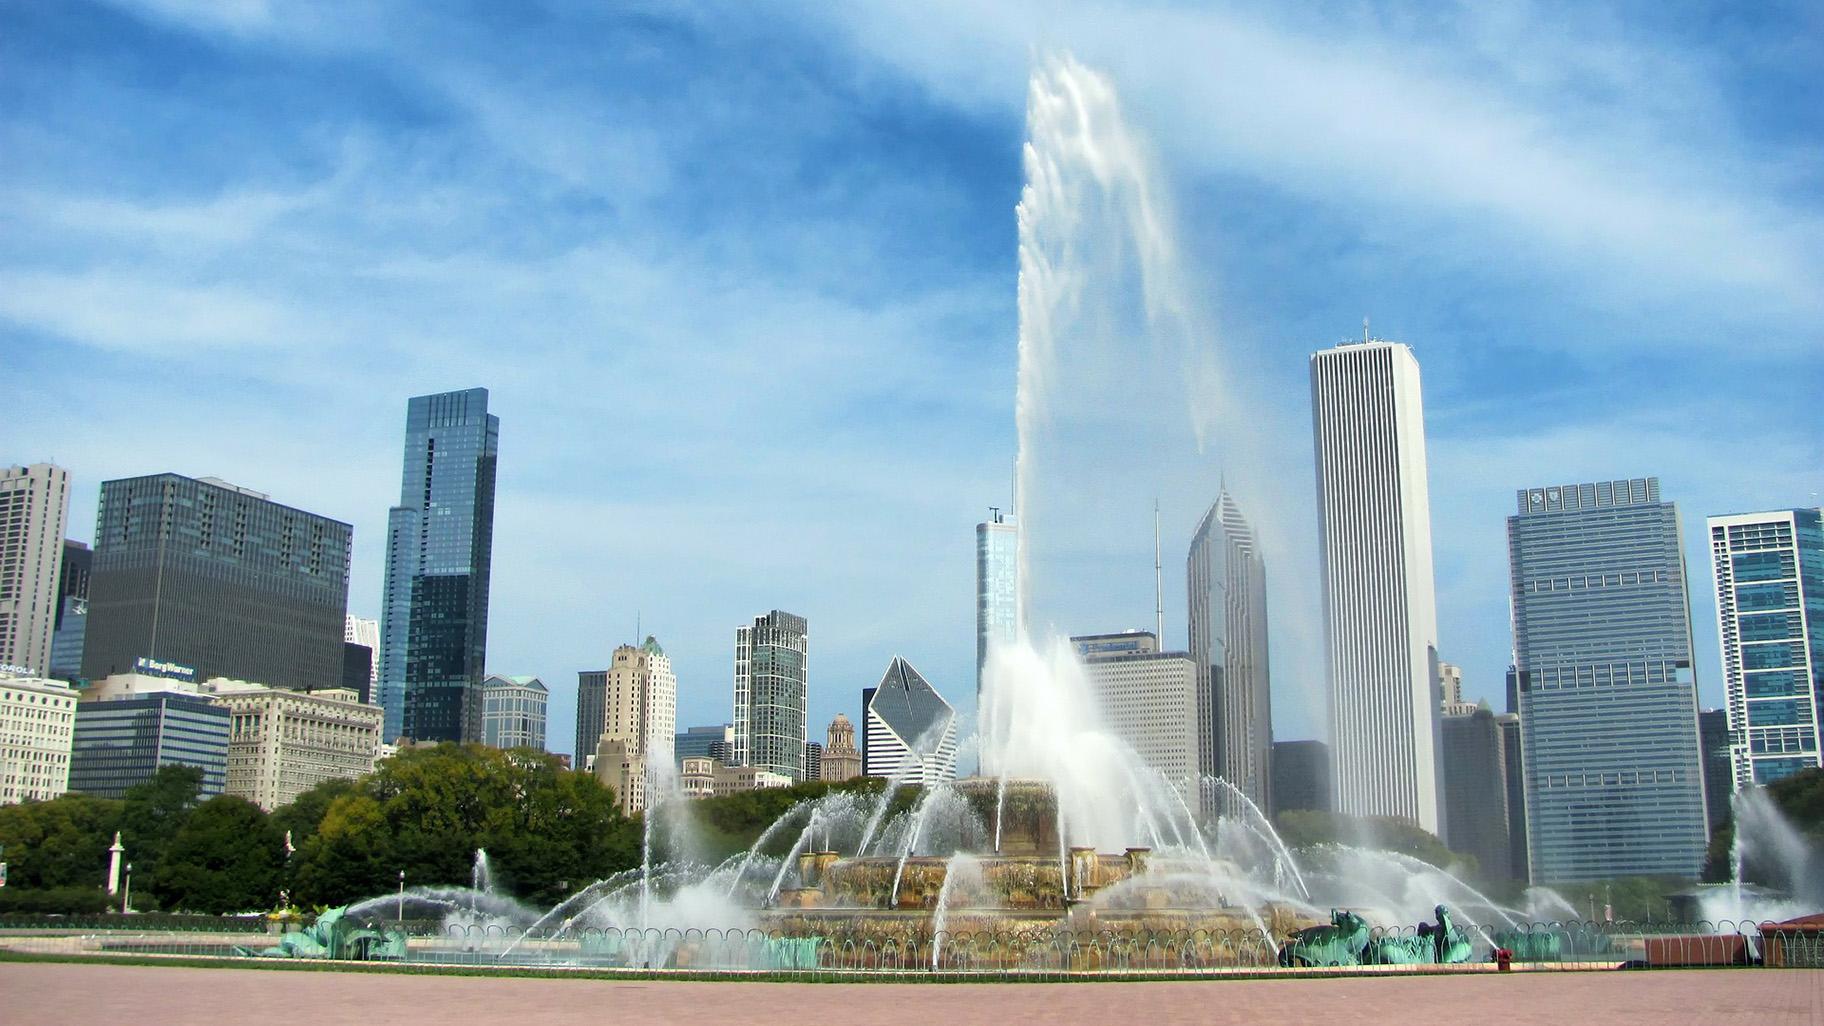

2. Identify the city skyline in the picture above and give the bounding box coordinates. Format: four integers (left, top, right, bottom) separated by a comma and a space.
2, 3, 1819, 760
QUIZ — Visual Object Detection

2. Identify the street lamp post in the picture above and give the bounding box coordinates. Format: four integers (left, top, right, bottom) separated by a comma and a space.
397, 869, 405, 922
121, 863, 133, 915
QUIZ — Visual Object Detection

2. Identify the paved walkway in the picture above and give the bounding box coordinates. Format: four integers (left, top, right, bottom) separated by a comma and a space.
5, 962, 1822, 1024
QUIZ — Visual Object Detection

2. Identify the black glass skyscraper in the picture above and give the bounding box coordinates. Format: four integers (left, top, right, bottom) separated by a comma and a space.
379, 388, 499, 742
80, 474, 351, 688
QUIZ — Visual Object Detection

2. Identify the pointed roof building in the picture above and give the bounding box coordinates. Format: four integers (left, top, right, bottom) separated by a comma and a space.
861, 657, 957, 784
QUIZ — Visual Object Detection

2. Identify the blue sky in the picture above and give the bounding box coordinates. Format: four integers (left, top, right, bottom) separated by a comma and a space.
3, 1, 1819, 757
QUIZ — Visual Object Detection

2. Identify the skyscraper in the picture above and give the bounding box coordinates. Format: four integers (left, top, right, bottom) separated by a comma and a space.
976, 508, 1020, 695
1440, 705, 1516, 881
0, 464, 71, 677
81, 474, 350, 689
1509, 478, 1707, 882
592, 637, 677, 814
1697, 708, 1732, 834
48, 541, 92, 682
1072, 631, 1200, 801
1186, 489, 1272, 815
1270, 739, 1332, 818
821, 713, 861, 781
861, 657, 958, 784
1708, 508, 1823, 790
1309, 338, 1444, 834
378, 388, 499, 743
732, 610, 808, 781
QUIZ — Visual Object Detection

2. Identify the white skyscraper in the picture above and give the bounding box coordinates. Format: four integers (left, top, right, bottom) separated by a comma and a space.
593, 637, 677, 814
862, 657, 958, 784
1310, 337, 1444, 834
976, 509, 1020, 695
0, 464, 71, 677
1072, 632, 1200, 802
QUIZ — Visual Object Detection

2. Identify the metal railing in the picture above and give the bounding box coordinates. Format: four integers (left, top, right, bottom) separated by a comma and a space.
4, 917, 1817, 975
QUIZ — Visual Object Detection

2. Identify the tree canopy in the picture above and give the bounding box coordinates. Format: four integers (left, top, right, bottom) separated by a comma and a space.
151, 796, 285, 913
1274, 809, 1474, 876
0, 792, 122, 890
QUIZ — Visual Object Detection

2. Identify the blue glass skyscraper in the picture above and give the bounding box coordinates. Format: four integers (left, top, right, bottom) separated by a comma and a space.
379, 389, 499, 742
1507, 478, 1707, 882
1709, 508, 1823, 788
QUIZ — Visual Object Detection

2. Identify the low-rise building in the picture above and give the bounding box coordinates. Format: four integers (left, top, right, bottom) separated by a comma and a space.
679, 756, 792, 798
209, 679, 384, 811
0, 672, 77, 805
70, 678, 229, 797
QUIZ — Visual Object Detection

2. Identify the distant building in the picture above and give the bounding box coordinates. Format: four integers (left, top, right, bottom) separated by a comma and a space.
1073, 631, 1199, 802
1270, 739, 1331, 819
379, 388, 499, 743
81, 473, 351, 691
803, 740, 823, 783
1709, 509, 1822, 789
70, 672, 230, 797
976, 509, 1020, 695
675, 724, 733, 765
1186, 489, 1272, 816
482, 674, 548, 751
1698, 708, 1732, 835
1498, 714, 1529, 882
1309, 339, 1444, 835
679, 756, 793, 799
820, 713, 861, 781
1440, 705, 1516, 881
576, 669, 608, 763
340, 643, 373, 702
48, 540, 91, 680
592, 638, 677, 814
343, 615, 378, 700
861, 657, 958, 784
0, 672, 77, 805
732, 610, 808, 781
0, 464, 72, 677
210, 679, 382, 811
1438, 662, 1476, 717
1510, 478, 1707, 882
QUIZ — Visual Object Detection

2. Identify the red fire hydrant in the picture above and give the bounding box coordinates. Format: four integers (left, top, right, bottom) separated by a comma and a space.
1495, 947, 1514, 972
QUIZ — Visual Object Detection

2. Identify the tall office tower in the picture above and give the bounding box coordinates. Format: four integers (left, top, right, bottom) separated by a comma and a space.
343, 615, 378, 686
976, 509, 1021, 697
1072, 632, 1200, 801
1509, 478, 1707, 882
1497, 714, 1529, 882
482, 674, 548, 750
1438, 662, 1476, 716
1270, 739, 1332, 818
732, 610, 808, 780
0, 671, 77, 805
1709, 509, 1823, 789
0, 464, 72, 676
577, 669, 608, 762
378, 388, 499, 743
1440, 705, 1516, 881
820, 713, 862, 781
82, 474, 351, 689
1186, 489, 1272, 816
593, 637, 678, 814
803, 741, 823, 783
1309, 339, 1444, 834
861, 657, 959, 784
1697, 708, 1733, 833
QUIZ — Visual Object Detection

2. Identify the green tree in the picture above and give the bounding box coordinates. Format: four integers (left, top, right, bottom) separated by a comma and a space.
1274, 809, 1476, 876
270, 776, 357, 851
117, 765, 204, 882
289, 745, 635, 908
151, 796, 284, 913
0, 793, 123, 889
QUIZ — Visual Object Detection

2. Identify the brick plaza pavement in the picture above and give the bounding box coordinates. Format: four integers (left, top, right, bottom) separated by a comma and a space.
4, 962, 1821, 1025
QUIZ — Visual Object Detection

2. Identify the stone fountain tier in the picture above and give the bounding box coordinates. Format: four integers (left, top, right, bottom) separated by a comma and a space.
760, 903, 1321, 947
952, 777, 1060, 856
787, 848, 1166, 911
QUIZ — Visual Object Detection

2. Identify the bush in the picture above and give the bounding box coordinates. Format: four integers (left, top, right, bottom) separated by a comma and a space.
0, 886, 114, 915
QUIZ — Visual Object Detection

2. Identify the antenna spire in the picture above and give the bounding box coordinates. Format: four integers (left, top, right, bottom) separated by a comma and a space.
1153, 499, 1164, 642
1363, 316, 1370, 343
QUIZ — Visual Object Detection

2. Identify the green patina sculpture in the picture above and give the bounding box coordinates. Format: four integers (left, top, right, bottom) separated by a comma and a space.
239, 907, 407, 961
1278, 909, 1371, 966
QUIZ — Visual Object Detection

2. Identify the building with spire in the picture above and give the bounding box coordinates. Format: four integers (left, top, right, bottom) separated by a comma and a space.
1186, 489, 1271, 816
862, 657, 957, 784
976, 508, 1020, 696
590, 637, 676, 815
820, 712, 861, 781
